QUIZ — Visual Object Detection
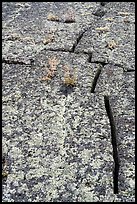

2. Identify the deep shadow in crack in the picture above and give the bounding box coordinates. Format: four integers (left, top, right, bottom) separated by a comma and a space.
104, 95, 119, 194
91, 65, 102, 93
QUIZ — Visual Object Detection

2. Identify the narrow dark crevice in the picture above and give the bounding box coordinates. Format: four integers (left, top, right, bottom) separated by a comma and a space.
91, 66, 102, 93
124, 69, 135, 72
104, 96, 119, 194
63, 19, 75, 24
72, 29, 88, 53
88, 59, 125, 69
44, 48, 72, 53
47, 19, 75, 24
44, 48, 90, 58
2, 58, 31, 65
87, 53, 92, 63
89, 60, 108, 66
112, 63, 124, 68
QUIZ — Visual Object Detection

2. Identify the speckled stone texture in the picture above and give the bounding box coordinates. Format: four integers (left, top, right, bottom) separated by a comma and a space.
2, 2, 135, 202
75, 2, 135, 71
2, 56, 114, 202
109, 72, 135, 202
2, 2, 99, 62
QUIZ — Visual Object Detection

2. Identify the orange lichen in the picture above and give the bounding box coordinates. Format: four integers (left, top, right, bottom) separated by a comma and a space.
107, 40, 117, 50
63, 65, 77, 86
118, 12, 130, 16
40, 57, 60, 81
47, 13, 59, 21
43, 34, 54, 44
95, 26, 110, 33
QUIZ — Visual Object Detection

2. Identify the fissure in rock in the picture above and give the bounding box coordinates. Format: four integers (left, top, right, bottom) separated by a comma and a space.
91, 66, 102, 93
2, 58, 30, 65
104, 95, 119, 194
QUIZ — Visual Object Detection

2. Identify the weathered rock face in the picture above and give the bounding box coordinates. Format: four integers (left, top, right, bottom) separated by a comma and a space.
2, 2, 135, 202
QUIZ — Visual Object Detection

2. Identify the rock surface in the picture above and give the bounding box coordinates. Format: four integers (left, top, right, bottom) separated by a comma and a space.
2, 2, 135, 202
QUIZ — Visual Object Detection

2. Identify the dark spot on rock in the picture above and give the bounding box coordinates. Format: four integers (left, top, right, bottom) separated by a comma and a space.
92, 8, 106, 17
85, 181, 91, 187
60, 84, 75, 96
100, 2, 108, 6
21, 92, 27, 98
